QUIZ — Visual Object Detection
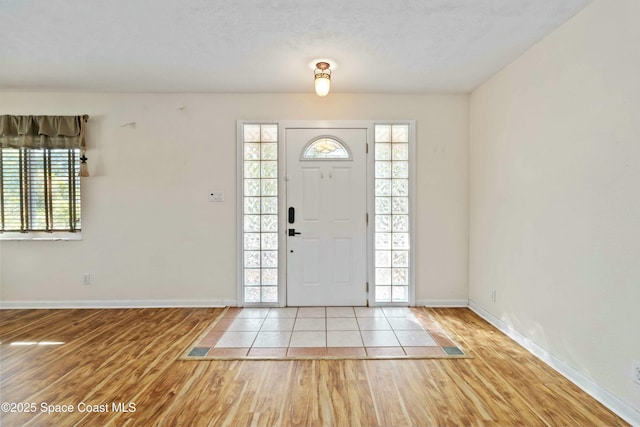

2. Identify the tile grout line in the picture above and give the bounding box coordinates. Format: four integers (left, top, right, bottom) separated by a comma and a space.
385, 309, 406, 355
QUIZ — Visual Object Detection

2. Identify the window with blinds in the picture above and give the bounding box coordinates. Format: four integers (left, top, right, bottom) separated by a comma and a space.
0, 147, 81, 235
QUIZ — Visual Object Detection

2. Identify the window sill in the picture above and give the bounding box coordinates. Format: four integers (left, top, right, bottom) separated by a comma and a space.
0, 232, 82, 241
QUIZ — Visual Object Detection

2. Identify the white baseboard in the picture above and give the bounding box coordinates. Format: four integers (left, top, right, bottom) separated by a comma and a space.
468, 300, 640, 427
0, 299, 237, 309
417, 298, 469, 307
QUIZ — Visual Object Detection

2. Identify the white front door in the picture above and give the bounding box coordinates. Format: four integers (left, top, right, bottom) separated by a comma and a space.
286, 128, 367, 306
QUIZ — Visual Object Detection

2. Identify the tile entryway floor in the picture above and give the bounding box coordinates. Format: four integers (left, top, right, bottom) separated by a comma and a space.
187, 306, 465, 358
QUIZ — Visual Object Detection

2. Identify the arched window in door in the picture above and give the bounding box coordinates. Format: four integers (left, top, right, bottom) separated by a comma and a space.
301, 137, 351, 160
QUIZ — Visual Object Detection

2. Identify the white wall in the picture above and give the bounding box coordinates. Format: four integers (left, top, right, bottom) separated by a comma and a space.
470, 0, 640, 415
0, 93, 469, 306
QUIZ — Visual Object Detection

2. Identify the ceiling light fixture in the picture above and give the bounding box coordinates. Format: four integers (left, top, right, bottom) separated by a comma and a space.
314, 62, 331, 96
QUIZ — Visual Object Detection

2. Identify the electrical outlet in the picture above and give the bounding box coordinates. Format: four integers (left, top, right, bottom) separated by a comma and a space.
83, 274, 91, 286
633, 361, 640, 385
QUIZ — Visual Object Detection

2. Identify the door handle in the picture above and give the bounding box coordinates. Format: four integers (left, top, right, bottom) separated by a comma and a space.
288, 228, 301, 236
288, 207, 295, 224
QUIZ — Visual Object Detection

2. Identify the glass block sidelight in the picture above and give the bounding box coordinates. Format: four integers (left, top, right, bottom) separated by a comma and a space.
374, 124, 410, 303
242, 124, 279, 303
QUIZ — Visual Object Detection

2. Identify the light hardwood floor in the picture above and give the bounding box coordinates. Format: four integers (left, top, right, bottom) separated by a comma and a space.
0, 307, 627, 426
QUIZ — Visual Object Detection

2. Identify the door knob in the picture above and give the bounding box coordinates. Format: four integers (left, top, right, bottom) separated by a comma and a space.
288, 229, 301, 236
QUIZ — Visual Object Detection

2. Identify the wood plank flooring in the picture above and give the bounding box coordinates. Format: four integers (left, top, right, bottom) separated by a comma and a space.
0, 307, 627, 426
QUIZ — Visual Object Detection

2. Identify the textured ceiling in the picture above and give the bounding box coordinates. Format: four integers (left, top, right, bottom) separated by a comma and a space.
0, 0, 593, 93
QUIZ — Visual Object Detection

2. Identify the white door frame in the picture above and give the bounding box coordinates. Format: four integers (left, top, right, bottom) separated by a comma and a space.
236, 120, 416, 307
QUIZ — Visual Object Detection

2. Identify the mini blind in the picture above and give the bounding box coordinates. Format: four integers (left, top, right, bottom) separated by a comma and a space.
0, 147, 81, 233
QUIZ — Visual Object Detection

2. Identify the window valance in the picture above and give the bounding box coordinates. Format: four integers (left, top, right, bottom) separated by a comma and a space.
0, 115, 88, 149
0, 114, 89, 176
